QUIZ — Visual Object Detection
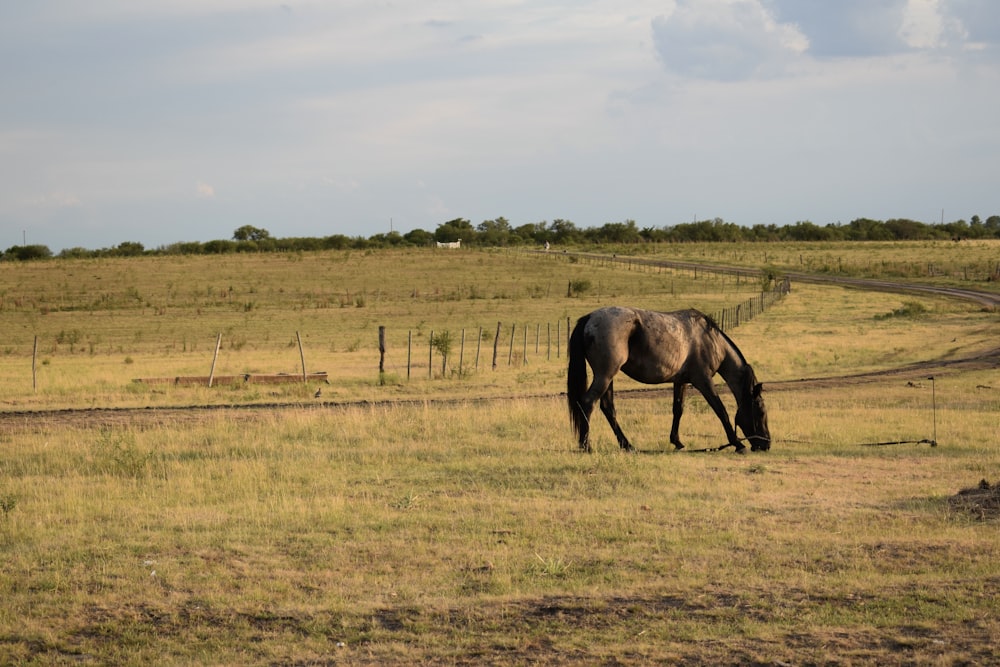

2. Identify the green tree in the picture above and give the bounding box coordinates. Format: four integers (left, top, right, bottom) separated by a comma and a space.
434, 218, 474, 243
203, 239, 237, 254
669, 218, 742, 242
403, 228, 434, 246
368, 231, 406, 247
322, 235, 354, 250
785, 221, 832, 241
967, 215, 988, 239
590, 219, 641, 243
232, 225, 271, 242
548, 219, 580, 244
884, 218, 933, 240
845, 218, 892, 240
476, 217, 513, 246
513, 222, 549, 245
58, 247, 94, 259
114, 241, 146, 256
4, 244, 53, 261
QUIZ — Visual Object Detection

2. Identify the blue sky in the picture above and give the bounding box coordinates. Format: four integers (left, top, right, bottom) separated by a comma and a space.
2, 0, 998, 251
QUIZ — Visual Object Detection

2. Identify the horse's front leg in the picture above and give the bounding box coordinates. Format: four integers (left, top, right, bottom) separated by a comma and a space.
599, 382, 634, 452
693, 381, 746, 453
669, 382, 686, 450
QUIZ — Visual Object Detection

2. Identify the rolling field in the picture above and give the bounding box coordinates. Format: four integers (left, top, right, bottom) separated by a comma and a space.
1, 243, 998, 664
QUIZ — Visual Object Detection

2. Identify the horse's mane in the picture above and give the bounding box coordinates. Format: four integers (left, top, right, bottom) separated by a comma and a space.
703, 312, 749, 367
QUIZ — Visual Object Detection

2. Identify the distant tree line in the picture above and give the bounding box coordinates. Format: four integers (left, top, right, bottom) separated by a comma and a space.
4, 215, 999, 261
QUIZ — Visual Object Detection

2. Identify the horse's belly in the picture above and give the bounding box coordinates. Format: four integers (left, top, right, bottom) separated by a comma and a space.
621, 361, 677, 385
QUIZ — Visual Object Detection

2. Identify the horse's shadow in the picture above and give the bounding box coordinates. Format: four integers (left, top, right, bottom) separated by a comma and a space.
611, 443, 734, 455
574, 446, 719, 455
631, 446, 680, 455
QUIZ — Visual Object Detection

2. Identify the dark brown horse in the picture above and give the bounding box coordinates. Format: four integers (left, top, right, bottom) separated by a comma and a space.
567, 307, 770, 453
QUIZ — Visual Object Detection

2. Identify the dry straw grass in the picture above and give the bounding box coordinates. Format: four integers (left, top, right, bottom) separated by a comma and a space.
1, 243, 998, 664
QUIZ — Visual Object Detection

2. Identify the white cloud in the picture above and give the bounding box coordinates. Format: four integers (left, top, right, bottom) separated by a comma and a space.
900, 0, 975, 49
196, 182, 216, 199
652, 0, 808, 81
901, 0, 946, 48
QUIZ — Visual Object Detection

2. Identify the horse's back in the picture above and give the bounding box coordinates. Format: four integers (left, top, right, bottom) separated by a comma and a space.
581, 306, 711, 384
583, 306, 704, 345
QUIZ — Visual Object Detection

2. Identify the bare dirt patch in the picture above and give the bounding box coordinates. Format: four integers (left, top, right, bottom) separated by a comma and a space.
949, 479, 1000, 521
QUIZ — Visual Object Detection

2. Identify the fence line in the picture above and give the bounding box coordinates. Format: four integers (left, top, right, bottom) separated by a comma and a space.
118, 276, 792, 387
395, 279, 790, 378
710, 276, 791, 332
551, 250, 765, 284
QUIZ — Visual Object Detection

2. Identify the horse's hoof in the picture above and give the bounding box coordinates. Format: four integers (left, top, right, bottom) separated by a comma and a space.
734, 446, 747, 455
673, 443, 685, 451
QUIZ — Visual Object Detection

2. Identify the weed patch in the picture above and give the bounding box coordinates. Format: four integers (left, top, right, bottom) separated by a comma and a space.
91, 428, 166, 480
875, 301, 929, 320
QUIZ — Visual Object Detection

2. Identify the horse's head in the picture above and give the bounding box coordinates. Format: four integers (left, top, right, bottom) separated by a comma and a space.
736, 369, 770, 451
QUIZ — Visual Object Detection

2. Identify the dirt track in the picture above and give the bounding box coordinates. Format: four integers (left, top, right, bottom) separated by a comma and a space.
2, 268, 997, 433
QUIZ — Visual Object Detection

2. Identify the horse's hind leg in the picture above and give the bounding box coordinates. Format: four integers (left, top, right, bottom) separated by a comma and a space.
575, 399, 594, 452
669, 382, 686, 450
599, 382, 634, 452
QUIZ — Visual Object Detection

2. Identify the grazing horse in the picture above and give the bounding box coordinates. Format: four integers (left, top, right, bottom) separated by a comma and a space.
567, 307, 770, 453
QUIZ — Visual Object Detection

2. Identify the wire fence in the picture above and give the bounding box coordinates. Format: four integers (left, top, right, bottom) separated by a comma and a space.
710, 277, 791, 332
395, 276, 792, 379
125, 256, 793, 385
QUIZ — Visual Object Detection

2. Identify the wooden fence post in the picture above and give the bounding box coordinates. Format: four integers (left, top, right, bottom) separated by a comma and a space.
459, 328, 466, 377
32, 335, 38, 392
492, 322, 501, 370
407, 330, 412, 380
522, 324, 528, 365
378, 326, 386, 374
476, 327, 482, 371
296, 331, 307, 382
508, 323, 515, 366
208, 333, 222, 387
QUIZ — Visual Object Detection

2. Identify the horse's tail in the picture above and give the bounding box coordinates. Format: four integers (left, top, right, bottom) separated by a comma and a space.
567, 313, 591, 446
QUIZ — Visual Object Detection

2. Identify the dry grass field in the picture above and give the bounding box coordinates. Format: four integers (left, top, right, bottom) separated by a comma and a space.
1, 248, 770, 410
619, 238, 1000, 288
1, 242, 998, 664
